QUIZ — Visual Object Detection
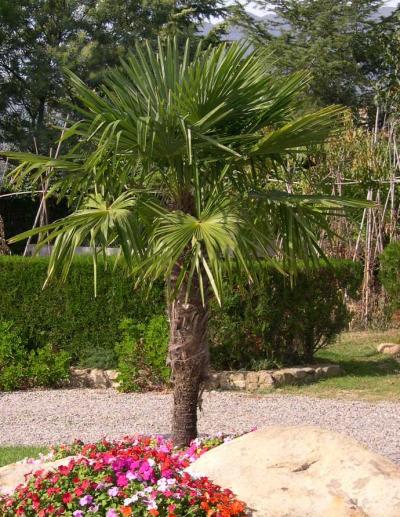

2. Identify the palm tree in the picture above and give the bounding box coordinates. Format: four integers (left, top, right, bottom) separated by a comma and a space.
7, 39, 362, 446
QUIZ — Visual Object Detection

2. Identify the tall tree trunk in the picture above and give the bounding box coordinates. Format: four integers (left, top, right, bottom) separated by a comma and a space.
168, 264, 209, 447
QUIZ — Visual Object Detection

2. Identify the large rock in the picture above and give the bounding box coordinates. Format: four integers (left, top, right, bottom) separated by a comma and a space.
186, 426, 400, 517
0, 456, 75, 496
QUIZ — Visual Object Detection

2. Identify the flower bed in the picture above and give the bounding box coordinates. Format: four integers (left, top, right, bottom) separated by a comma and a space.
0, 435, 247, 517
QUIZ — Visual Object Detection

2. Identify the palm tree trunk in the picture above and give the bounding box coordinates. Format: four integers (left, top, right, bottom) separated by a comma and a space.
0, 215, 10, 255
168, 265, 209, 447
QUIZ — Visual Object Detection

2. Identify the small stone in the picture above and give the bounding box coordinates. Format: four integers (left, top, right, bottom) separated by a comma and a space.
377, 343, 400, 356
69, 368, 91, 388
205, 372, 220, 390
258, 371, 275, 387
289, 368, 309, 380
322, 365, 343, 377
229, 372, 244, 382
272, 370, 295, 386
105, 370, 119, 381
245, 371, 259, 384
219, 372, 231, 390
89, 369, 110, 388
246, 382, 259, 392
231, 379, 246, 389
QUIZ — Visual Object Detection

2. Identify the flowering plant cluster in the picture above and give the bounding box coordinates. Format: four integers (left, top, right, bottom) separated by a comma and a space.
0, 435, 246, 517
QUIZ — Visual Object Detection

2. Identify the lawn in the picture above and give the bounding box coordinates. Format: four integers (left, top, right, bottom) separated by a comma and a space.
276, 329, 400, 400
0, 446, 48, 468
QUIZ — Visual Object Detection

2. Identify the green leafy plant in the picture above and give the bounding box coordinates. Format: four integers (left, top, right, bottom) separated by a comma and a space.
210, 260, 362, 368
0, 321, 71, 391
28, 344, 71, 388
0, 321, 28, 390
116, 315, 170, 392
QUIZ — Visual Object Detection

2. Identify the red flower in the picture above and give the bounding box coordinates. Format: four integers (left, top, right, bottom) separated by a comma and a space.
62, 492, 73, 504
80, 479, 90, 490
74, 487, 84, 496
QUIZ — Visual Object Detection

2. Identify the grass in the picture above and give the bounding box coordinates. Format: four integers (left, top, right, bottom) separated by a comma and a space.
0, 446, 48, 468
275, 329, 400, 401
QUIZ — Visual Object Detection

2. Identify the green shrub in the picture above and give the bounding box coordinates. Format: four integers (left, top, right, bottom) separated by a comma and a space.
0, 256, 362, 380
209, 260, 362, 369
115, 315, 170, 392
0, 321, 71, 391
28, 344, 71, 387
0, 321, 27, 390
0, 256, 164, 368
380, 242, 400, 309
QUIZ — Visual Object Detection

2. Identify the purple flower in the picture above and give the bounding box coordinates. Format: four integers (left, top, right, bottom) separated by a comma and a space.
106, 509, 119, 517
80, 494, 94, 506
73, 511, 84, 517
107, 486, 119, 497
88, 504, 99, 513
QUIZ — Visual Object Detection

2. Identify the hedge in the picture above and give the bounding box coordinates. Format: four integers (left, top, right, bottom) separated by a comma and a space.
0, 256, 164, 368
0, 256, 363, 372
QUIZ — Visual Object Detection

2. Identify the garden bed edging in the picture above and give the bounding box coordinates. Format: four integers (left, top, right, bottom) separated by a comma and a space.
68, 364, 343, 391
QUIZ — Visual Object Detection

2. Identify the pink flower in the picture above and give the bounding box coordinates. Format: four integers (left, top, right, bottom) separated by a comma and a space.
108, 486, 119, 497
117, 473, 128, 487
80, 494, 93, 506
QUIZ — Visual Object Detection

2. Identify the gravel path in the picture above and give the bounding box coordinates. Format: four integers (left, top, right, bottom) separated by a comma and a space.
0, 389, 399, 463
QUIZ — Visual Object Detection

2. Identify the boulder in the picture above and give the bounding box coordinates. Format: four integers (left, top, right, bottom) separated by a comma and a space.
377, 343, 400, 357
186, 426, 400, 517
0, 456, 76, 496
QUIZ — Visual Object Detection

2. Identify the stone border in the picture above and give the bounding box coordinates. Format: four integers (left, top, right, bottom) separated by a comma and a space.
68, 368, 119, 389
206, 364, 343, 391
68, 364, 343, 391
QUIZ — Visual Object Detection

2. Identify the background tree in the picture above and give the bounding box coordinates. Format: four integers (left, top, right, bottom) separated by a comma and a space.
7, 39, 364, 446
246, 0, 386, 111
0, 0, 228, 153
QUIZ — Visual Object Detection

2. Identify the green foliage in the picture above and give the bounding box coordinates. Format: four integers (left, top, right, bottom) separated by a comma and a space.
209, 260, 362, 369
0, 256, 362, 380
0, 321, 27, 390
0, 255, 164, 368
28, 344, 71, 388
0, 0, 228, 153
248, 0, 388, 111
115, 315, 170, 392
380, 242, 400, 309
0, 321, 71, 391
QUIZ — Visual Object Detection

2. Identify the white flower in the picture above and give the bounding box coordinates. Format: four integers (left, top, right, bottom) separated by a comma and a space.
124, 495, 139, 506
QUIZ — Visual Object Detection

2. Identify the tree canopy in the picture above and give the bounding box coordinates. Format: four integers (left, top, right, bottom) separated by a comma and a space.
247, 0, 396, 113
0, 0, 227, 153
